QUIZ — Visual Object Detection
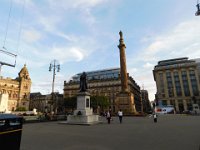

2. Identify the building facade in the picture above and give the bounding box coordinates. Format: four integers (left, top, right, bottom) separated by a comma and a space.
153, 57, 200, 113
29, 92, 63, 113
141, 90, 151, 113
0, 64, 31, 111
63, 68, 141, 114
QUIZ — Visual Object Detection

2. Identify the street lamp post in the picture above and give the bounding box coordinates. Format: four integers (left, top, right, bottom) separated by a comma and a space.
49, 60, 60, 113
195, 0, 200, 16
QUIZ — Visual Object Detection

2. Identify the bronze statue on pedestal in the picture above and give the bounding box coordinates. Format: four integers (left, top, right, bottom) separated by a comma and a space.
79, 72, 88, 92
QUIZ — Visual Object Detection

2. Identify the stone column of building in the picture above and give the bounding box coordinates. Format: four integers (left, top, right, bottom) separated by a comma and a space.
178, 70, 185, 97
161, 71, 169, 105
156, 72, 161, 98
118, 31, 128, 93
194, 69, 200, 93
185, 69, 193, 111
186, 70, 193, 98
171, 71, 177, 97
171, 70, 180, 110
178, 70, 187, 111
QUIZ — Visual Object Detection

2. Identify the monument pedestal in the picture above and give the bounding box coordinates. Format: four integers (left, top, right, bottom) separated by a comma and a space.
116, 92, 137, 115
0, 94, 9, 113
63, 92, 99, 125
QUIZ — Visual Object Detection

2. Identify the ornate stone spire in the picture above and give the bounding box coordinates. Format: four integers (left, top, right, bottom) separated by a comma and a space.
18, 64, 30, 79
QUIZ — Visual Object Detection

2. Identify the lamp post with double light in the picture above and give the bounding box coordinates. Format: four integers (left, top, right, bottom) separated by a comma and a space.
49, 60, 60, 113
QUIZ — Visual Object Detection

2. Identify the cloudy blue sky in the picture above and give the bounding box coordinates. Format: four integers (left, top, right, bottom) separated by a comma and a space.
0, 0, 200, 101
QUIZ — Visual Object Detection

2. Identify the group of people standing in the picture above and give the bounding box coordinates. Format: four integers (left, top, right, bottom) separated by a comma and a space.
106, 109, 123, 124
105, 109, 158, 124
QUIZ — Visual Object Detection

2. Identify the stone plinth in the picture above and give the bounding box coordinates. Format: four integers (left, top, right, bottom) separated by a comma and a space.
62, 92, 100, 125
67, 114, 99, 125
0, 94, 8, 112
116, 92, 137, 115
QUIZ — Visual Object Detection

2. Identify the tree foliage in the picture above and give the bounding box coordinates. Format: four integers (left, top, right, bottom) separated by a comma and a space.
15, 107, 26, 111
64, 96, 110, 111
90, 96, 110, 110
64, 96, 77, 109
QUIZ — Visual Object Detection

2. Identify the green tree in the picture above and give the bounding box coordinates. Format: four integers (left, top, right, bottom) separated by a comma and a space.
64, 96, 110, 113
64, 96, 77, 110
90, 96, 110, 111
15, 107, 26, 111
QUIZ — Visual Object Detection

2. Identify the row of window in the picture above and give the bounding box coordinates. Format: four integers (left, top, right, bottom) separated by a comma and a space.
159, 70, 199, 97
161, 99, 193, 105
165, 70, 196, 77
72, 70, 120, 82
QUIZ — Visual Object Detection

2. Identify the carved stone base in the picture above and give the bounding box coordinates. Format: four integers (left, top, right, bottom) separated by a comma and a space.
60, 92, 100, 125
66, 114, 99, 125
116, 92, 137, 114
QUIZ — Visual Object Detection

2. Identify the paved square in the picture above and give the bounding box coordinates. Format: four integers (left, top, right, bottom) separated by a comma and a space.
21, 115, 200, 150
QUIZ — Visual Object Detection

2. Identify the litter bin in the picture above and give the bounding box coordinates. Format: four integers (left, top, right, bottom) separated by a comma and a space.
0, 114, 23, 150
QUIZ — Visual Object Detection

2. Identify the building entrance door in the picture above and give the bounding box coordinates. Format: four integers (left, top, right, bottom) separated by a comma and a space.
178, 104, 184, 113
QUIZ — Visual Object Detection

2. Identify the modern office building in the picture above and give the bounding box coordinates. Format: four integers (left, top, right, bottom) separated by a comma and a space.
63, 68, 142, 113
153, 57, 200, 113
0, 64, 31, 111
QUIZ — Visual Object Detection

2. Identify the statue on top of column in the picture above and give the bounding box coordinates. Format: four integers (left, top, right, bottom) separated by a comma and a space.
119, 30, 123, 39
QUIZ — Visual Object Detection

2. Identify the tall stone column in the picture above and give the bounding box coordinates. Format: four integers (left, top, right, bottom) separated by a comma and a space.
116, 31, 137, 114
118, 31, 128, 93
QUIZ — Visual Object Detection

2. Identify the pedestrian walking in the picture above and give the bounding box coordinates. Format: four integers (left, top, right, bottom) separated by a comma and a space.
118, 109, 123, 123
153, 113, 157, 123
106, 111, 111, 124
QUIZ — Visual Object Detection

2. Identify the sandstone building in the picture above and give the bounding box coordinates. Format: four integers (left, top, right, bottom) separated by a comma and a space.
63, 68, 141, 114
153, 57, 200, 113
0, 64, 31, 111
29, 92, 63, 113
64, 31, 142, 114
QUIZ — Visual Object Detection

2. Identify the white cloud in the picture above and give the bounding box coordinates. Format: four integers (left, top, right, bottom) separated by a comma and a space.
142, 19, 200, 61
13, 0, 34, 8
56, 32, 79, 42
128, 67, 138, 75
45, 0, 111, 29
50, 46, 85, 63
69, 48, 84, 62
38, 15, 61, 32
47, 0, 108, 10
22, 28, 42, 43
31, 73, 67, 94
131, 18, 200, 101
73, 0, 107, 8
81, 8, 97, 27
143, 62, 154, 69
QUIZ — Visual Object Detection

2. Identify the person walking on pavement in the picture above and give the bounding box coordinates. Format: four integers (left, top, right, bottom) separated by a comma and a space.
106, 111, 111, 124
118, 109, 123, 123
153, 113, 157, 123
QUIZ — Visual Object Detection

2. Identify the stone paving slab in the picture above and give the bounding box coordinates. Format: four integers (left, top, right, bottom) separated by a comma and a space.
20, 115, 200, 150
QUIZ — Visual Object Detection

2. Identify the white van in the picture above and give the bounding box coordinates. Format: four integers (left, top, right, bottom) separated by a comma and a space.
155, 105, 175, 114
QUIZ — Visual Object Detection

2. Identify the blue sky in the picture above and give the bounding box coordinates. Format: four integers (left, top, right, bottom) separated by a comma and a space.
0, 0, 200, 101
